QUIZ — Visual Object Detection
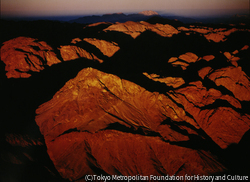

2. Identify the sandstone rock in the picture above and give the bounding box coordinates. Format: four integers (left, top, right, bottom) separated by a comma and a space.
35, 66, 250, 180
104, 21, 178, 38
143, 72, 185, 88
179, 52, 198, 63
0, 37, 61, 78
177, 27, 189, 31
232, 50, 239, 55
241, 45, 249, 50
170, 81, 250, 149
3, 20, 250, 181
167, 53, 199, 70
208, 66, 250, 101
170, 60, 189, 70
224, 52, 232, 60
223, 52, 240, 67
46, 131, 225, 181
204, 28, 238, 42
168, 57, 178, 63
36, 68, 197, 143
104, 21, 146, 38
71, 38, 82, 44
202, 55, 215, 61
189, 28, 210, 34
204, 33, 227, 43
198, 66, 213, 79
59, 45, 103, 63
149, 23, 179, 37
83, 38, 120, 57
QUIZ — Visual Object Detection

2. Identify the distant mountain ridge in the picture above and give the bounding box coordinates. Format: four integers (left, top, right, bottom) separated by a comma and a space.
139, 10, 159, 16
69, 11, 159, 24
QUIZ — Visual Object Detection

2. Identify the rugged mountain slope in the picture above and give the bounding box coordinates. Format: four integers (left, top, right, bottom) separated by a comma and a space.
1, 20, 250, 181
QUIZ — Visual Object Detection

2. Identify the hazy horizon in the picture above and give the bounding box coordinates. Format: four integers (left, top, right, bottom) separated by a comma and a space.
1, 0, 249, 20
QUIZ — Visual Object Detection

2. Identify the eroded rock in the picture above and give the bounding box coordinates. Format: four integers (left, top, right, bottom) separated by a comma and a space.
83, 38, 120, 57
0, 37, 61, 78
104, 21, 179, 38
59, 45, 103, 63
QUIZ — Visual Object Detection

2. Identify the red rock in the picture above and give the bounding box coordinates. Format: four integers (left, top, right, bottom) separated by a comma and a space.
104, 21, 145, 38
224, 52, 232, 60
179, 52, 198, 63
168, 57, 178, 63
59, 45, 103, 63
198, 66, 213, 79
71, 38, 82, 44
170, 81, 250, 149
208, 66, 250, 101
232, 50, 239, 55
241, 45, 249, 50
36, 68, 197, 142
168, 53, 199, 70
204, 28, 238, 42
46, 131, 225, 180
83, 38, 120, 57
202, 55, 215, 61
143, 72, 185, 88
204, 33, 226, 43
35, 67, 249, 179
0, 37, 61, 78
104, 21, 179, 38
3, 21, 250, 180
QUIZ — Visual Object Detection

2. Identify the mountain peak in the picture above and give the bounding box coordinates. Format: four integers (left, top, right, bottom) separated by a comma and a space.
138, 10, 159, 16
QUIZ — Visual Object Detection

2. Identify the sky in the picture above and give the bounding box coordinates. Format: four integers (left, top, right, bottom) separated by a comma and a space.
1, 0, 249, 18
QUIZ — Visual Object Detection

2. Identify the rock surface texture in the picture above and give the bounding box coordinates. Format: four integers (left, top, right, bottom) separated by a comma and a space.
1, 37, 61, 78
1, 20, 250, 181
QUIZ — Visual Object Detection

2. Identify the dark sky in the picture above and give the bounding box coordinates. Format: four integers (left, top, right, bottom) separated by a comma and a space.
1, 0, 249, 17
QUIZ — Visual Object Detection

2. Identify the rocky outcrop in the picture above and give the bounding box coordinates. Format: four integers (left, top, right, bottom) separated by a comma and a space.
46, 131, 225, 181
168, 53, 199, 70
59, 45, 103, 63
178, 26, 250, 42
143, 72, 185, 88
208, 66, 250, 101
83, 38, 120, 57
104, 21, 179, 38
36, 68, 227, 179
0, 37, 61, 78
36, 68, 198, 143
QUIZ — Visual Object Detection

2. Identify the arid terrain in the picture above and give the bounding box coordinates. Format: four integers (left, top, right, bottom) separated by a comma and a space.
1, 16, 250, 181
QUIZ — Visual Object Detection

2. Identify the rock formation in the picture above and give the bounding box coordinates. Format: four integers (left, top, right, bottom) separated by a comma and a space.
1, 19, 250, 181
0, 37, 61, 78
104, 21, 179, 38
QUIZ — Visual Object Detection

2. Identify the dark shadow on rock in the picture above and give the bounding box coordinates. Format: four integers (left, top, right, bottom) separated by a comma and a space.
0, 58, 98, 182
218, 129, 250, 176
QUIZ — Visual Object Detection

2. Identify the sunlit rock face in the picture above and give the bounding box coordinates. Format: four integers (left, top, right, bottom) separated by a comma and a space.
1, 20, 250, 181
36, 68, 226, 180
104, 21, 179, 38
0, 37, 61, 78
